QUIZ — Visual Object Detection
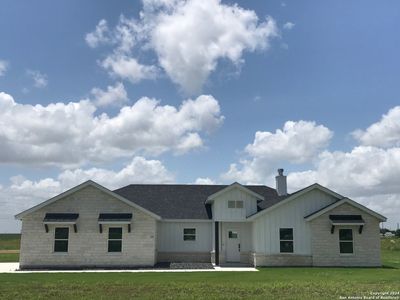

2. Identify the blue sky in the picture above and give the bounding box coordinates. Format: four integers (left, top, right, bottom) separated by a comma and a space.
0, 0, 399, 232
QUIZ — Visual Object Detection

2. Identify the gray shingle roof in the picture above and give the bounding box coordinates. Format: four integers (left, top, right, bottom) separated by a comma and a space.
113, 184, 287, 219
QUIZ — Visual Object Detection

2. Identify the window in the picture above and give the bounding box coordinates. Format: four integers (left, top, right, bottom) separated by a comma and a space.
339, 229, 353, 254
108, 227, 122, 252
228, 231, 238, 239
54, 227, 69, 252
279, 228, 293, 253
228, 201, 244, 208
183, 228, 196, 241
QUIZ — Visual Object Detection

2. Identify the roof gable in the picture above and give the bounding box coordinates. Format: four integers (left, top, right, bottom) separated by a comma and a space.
247, 183, 344, 220
205, 182, 264, 203
304, 197, 387, 222
14, 180, 161, 220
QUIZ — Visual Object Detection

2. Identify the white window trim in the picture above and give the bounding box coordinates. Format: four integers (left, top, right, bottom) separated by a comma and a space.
228, 200, 244, 209
279, 228, 294, 254
53, 227, 69, 253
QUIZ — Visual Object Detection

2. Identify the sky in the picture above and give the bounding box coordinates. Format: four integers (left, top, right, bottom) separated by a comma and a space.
0, 0, 399, 232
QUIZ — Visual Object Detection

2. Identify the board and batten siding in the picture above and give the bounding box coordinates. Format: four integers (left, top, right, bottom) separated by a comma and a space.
252, 189, 338, 255
212, 187, 258, 221
156, 221, 212, 252
19, 185, 157, 268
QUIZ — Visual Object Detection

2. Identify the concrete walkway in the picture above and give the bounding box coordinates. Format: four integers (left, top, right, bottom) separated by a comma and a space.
0, 263, 258, 273
0, 263, 19, 273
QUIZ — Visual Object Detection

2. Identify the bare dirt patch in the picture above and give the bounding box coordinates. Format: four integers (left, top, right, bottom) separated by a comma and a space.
0, 250, 19, 254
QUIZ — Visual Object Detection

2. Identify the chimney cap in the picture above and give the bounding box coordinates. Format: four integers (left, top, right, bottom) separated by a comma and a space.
277, 168, 284, 176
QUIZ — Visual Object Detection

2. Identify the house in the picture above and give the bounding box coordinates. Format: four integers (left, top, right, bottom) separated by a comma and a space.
384, 232, 395, 238
15, 169, 386, 269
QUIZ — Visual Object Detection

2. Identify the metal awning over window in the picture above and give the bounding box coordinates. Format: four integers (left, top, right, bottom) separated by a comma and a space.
329, 215, 365, 225
329, 215, 365, 234
43, 213, 79, 232
43, 213, 79, 223
98, 213, 132, 223
98, 213, 133, 233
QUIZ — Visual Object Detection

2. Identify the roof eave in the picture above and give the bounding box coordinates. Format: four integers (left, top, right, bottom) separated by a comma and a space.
304, 198, 387, 222
14, 180, 161, 221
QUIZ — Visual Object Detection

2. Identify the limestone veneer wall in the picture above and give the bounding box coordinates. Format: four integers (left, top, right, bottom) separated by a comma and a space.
310, 203, 381, 267
19, 185, 157, 269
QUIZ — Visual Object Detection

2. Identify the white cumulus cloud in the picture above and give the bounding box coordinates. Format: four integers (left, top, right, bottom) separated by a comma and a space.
85, 19, 110, 48
91, 82, 128, 107
86, 0, 278, 94
287, 146, 400, 197
222, 120, 333, 183
58, 156, 174, 189
0, 92, 223, 167
194, 177, 216, 185
148, 0, 278, 94
101, 55, 158, 83
246, 121, 333, 163
352, 106, 400, 148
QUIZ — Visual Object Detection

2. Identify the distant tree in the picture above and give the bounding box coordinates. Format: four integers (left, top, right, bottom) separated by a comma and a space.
380, 228, 390, 235
395, 229, 400, 238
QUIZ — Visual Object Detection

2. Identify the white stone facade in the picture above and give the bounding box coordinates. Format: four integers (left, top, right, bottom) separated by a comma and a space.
19, 185, 157, 269
310, 203, 382, 267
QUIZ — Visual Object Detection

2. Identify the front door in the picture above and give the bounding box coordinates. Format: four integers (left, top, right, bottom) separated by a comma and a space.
226, 230, 240, 262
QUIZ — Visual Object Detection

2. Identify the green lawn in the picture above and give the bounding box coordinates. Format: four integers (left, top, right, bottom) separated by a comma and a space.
0, 233, 20, 250
0, 253, 19, 263
0, 234, 20, 262
0, 235, 399, 300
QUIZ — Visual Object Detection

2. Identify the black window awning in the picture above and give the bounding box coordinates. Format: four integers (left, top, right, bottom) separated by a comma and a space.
43, 213, 79, 233
98, 213, 133, 233
98, 213, 132, 223
43, 213, 79, 223
329, 214, 365, 225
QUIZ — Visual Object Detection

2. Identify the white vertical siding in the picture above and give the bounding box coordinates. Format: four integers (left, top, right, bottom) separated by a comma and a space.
157, 221, 212, 252
213, 188, 258, 221
253, 189, 338, 255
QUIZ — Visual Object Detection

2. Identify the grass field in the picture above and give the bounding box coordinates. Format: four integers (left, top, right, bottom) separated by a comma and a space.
0, 234, 20, 262
0, 233, 20, 250
0, 235, 399, 299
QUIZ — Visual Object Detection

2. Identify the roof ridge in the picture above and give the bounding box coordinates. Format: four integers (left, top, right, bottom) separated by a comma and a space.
114, 183, 273, 188
113, 183, 281, 220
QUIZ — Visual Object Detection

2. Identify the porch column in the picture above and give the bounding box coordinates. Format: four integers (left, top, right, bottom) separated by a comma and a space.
215, 221, 219, 265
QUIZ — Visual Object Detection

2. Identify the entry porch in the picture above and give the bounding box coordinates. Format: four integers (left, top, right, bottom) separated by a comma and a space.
211, 221, 253, 266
